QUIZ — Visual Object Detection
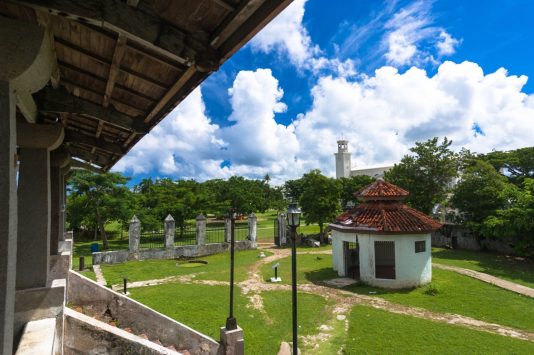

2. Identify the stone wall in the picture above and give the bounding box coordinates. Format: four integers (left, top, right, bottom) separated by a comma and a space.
92, 240, 256, 265
431, 224, 516, 255
67, 270, 221, 354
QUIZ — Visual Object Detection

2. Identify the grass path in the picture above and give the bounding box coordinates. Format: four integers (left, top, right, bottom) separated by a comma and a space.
434, 262, 534, 298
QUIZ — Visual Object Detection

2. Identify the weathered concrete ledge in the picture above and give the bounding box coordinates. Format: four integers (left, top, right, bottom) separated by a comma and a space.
92, 240, 256, 265
64, 308, 180, 354
67, 270, 220, 354
14, 279, 65, 350
15, 318, 56, 355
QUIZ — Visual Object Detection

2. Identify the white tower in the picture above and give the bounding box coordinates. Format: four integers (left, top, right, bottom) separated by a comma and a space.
335, 140, 351, 179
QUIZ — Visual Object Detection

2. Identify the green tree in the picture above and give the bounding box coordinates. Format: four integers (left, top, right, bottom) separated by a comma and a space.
284, 178, 305, 201
299, 170, 341, 244
482, 147, 534, 185
482, 179, 534, 257
338, 175, 375, 208
385, 137, 458, 214
67, 170, 133, 249
451, 160, 508, 230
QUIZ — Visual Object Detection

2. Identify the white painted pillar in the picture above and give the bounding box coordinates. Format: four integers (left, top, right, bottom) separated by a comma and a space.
0, 80, 17, 355
16, 148, 51, 289
248, 213, 257, 243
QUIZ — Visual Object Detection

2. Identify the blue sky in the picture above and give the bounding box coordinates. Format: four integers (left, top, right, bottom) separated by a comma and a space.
115, 0, 534, 185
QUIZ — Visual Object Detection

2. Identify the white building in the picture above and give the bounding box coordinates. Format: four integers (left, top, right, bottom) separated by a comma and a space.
334, 140, 393, 179
329, 180, 442, 289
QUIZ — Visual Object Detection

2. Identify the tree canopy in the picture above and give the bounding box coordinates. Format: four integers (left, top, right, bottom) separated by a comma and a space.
385, 137, 458, 214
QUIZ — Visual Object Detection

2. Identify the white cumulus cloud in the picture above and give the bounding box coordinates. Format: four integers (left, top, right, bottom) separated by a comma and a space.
115, 62, 534, 184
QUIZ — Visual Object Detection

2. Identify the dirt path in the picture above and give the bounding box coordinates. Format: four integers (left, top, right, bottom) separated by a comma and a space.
241, 247, 534, 346
103, 246, 534, 347
434, 263, 534, 298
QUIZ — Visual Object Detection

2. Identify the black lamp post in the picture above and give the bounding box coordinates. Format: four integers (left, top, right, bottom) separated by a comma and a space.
286, 202, 301, 355
226, 209, 238, 330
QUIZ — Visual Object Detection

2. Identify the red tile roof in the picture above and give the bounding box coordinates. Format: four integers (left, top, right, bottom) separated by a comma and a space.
333, 180, 442, 234
355, 179, 409, 200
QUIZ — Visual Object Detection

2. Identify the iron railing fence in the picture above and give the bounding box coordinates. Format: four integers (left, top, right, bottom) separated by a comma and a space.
205, 225, 225, 244
140, 230, 164, 249
175, 224, 196, 246
235, 223, 249, 241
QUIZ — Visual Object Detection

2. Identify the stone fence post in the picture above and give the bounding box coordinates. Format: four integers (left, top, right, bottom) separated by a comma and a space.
248, 213, 257, 243
196, 214, 206, 246
164, 214, 175, 249
224, 217, 232, 243
129, 215, 140, 253
277, 213, 287, 245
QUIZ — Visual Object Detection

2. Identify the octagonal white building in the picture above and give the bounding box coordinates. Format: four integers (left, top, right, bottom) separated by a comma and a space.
330, 180, 442, 289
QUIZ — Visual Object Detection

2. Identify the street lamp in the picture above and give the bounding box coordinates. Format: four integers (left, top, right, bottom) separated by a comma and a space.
226, 208, 238, 330
286, 202, 301, 355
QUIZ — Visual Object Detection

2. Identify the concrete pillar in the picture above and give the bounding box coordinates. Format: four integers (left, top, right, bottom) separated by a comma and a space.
164, 214, 175, 249
278, 213, 287, 245
0, 80, 17, 355
224, 217, 232, 243
248, 213, 257, 243
49, 165, 60, 255
196, 214, 206, 246
220, 326, 244, 355
16, 148, 51, 289
128, 216, 140, 253
58, 167, 69, 242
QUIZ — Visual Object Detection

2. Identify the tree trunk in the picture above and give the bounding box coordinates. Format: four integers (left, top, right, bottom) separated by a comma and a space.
96, 208, 109, 250
319, 222, 324, 244
93, 224, 98, 241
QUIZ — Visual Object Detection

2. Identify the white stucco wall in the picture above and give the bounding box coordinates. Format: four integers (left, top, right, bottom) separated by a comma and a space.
331, 230, 432, 289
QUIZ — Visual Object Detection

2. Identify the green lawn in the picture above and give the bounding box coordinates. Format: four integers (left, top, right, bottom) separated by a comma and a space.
432, 247, 534, 289
345, 267, 534, 332
321, 305, 534, 354
260, 253, 337, 285
100, 249, 271, 286
129, 284, 331, 355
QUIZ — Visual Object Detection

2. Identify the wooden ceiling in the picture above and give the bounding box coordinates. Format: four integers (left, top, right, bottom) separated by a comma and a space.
0, 0, 292, 170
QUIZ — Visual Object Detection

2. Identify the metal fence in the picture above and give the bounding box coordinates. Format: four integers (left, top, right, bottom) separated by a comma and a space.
206, 225, 225, 244
235, 223, 249, 241
175, 224, 196, 246
140, 230, 165, 249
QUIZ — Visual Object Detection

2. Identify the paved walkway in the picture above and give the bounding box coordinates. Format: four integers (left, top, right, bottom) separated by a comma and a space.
434, 263, 534, 298
92, 264, 107, 286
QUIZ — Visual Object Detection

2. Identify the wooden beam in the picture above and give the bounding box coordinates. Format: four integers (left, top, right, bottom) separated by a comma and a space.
67, 146, 108, 167
103, 34, 127, 108
143, 66, 196, 124
38, 86, 147, 133
12, 0, 213, 66
60, 78, 147, 116
58, 60, 160, 102
212, 0, 235, 12
64, 129, 124, 155
95, 121, 104, 138
217, 0, 293, 62
55, 37, 170, 91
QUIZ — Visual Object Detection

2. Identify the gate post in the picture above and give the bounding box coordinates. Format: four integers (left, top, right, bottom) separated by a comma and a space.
248, 213, 257, 244
224, 217, 232, 243
164, 214, 175, 249
196, 214, 206, 246
278, 213, 287, 245
128, 215, 140, 253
